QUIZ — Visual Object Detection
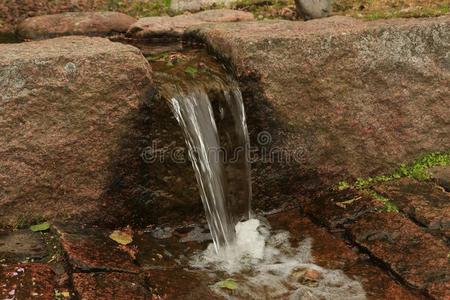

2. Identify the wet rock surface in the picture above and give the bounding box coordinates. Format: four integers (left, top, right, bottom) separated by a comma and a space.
299, 182, 450, 299
0, 230, 47, 262
127, 9, 254, 39
73, 272, 150, 300
0, 210, 432, 299
186, 15, 450, 210
373, 178, 450, 238
0, 263, 57, 300
17, 11, 136, 40
55, 224, 139, 273
300, 190, 384, 230
0, 36, 153, 228
269, 211, 423, 299
351, 212, 450, 299
146, 269, 220, 299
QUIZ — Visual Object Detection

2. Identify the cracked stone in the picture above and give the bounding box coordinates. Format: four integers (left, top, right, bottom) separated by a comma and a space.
350, 212, 449, 299
374, 178, 450, 238
267, 211, 422, 299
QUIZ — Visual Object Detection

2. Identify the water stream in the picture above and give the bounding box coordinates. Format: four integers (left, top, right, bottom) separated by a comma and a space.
151, 46, 366, 299
167, 74, 251, 252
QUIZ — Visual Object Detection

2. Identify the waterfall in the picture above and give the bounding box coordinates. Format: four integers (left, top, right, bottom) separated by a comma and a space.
168, 81, 252, 253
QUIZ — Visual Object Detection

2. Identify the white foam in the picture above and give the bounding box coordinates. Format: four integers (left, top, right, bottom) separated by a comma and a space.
191, 218, 367, 299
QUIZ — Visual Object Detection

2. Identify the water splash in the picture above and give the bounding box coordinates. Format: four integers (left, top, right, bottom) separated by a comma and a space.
192, 218, 367, 300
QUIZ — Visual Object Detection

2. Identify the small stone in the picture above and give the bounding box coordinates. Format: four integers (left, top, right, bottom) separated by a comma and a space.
304, 269, 322, 282
294, 0, 331, 20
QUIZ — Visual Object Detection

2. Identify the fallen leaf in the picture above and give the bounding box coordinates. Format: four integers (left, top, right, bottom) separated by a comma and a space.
217, 278, 238, 290
30, 222, 50, 232
335, 196, 362, 209
110, 230, 133, 245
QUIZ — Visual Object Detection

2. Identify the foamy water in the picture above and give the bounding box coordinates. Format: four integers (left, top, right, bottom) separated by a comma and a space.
192, 218, 367, 300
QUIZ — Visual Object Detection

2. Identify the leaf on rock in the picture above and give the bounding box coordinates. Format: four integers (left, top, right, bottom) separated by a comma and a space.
217, 278, 238, 290
30, 222, 50, 232
184, 66, 198, 76
109, 230, 133, 245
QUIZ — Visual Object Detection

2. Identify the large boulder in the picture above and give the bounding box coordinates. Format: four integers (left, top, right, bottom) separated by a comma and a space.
0, 36, 153, 227
17, 12, 136, 40
186, 16, 450, 209
0, 0, 108, 34
127, 9, 254, 39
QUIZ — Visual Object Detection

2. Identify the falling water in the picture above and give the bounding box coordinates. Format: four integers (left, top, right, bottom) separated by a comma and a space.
167, 78, 252, 253
170, 86, 251, 251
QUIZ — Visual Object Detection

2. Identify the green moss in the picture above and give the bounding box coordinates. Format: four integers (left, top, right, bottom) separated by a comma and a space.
107, 0, 173, 17
364, 4, 449, 20
336, 180, 351, 191
335, 151, 450, 211
363, 190, 399, 212
339, 151, 450, 191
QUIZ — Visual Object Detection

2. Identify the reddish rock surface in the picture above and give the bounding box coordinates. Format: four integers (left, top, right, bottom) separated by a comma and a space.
0, 36, 153, 227
146, 269, 221, 299
0, 263, 57, 299
430, 165, 450, 191
17, 11, 136, 40
0, 0, 107, 33
350, 212, 450, 299
127, 9, 254, 39
300, 190, 384, 230
55, 225, 139, 273
73, 272, 150, 300
269, 211, 423, 299
186, 15, 450, 209
374, 178, 450, 238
